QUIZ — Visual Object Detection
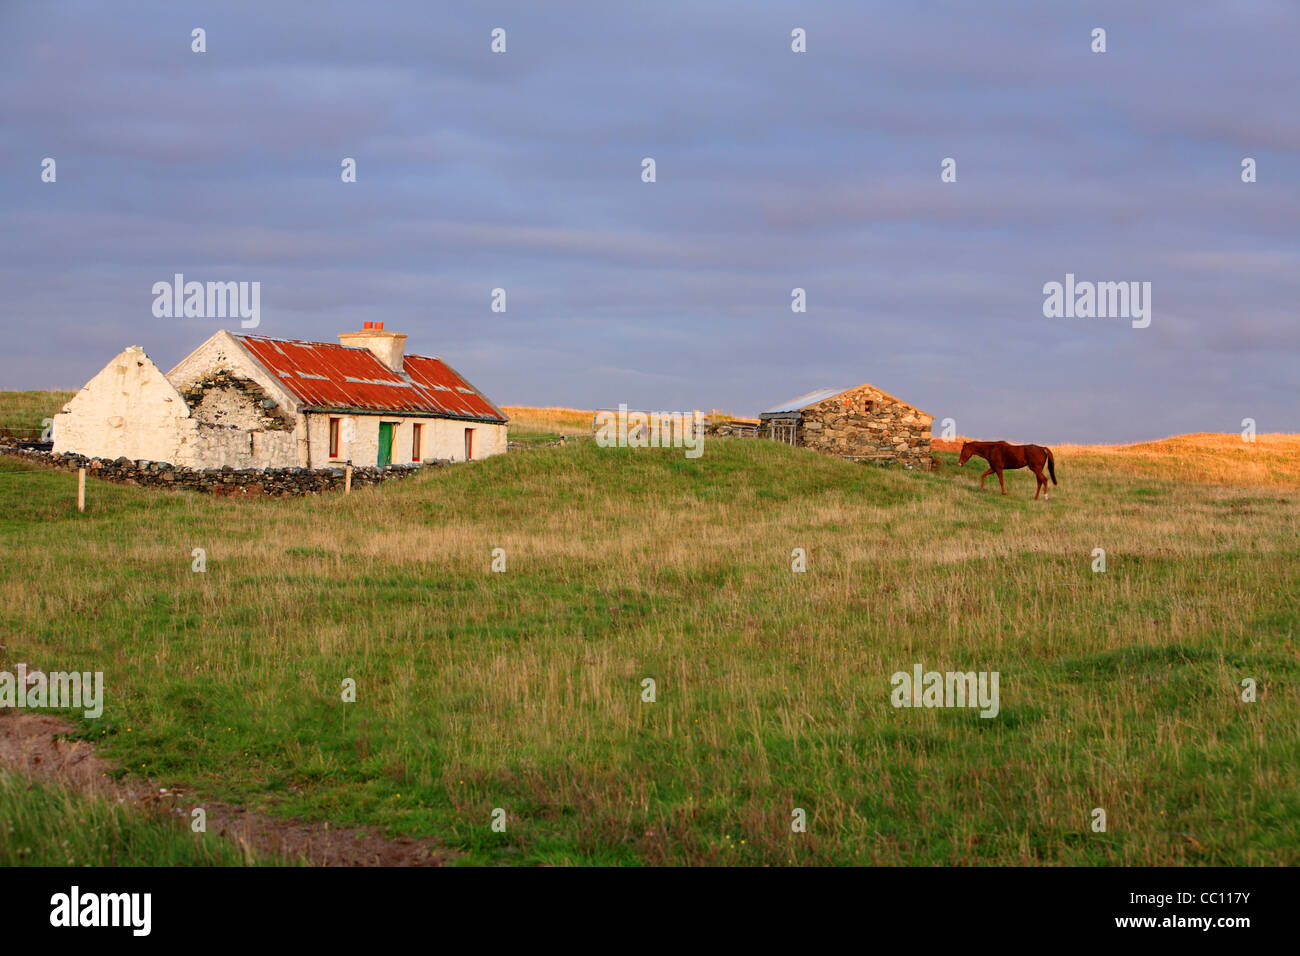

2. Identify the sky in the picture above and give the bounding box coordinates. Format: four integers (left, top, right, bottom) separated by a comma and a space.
1, 0, 1296, 442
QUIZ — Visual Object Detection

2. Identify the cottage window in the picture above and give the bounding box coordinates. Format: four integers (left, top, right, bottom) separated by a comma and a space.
328, 417, 340, 458
412, 423, 423, 462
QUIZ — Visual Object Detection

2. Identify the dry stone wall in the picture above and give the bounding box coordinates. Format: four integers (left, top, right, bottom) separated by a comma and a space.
1, 446, 436, 498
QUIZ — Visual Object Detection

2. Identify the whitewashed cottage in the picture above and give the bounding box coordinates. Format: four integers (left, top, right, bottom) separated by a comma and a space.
52, 323, 508, 468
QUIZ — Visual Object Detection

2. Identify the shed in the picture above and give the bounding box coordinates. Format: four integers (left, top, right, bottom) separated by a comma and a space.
759, 384, 932, 467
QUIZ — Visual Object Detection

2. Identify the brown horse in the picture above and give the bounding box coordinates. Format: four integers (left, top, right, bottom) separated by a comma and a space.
958, 440, 1057, 499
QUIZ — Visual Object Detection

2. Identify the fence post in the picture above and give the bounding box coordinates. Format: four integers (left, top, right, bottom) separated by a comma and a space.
345, 460, 353, 495
77, 467, 86, 512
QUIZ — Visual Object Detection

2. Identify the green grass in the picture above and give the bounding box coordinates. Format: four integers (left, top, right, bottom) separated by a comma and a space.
0, 389, 73, 438
1, 427, 1298, 865
0, 771, 267, 866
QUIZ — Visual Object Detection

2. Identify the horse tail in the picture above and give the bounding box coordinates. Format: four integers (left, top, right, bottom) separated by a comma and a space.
1045, 446, 1057, 485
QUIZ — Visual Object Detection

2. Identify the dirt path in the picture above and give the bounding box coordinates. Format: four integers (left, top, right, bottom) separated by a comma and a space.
0, 712, 449, 866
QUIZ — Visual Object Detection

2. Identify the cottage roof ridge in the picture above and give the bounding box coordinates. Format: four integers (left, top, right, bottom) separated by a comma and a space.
235, 331, 444, 364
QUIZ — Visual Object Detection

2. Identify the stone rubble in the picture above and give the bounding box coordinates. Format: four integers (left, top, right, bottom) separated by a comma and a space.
0, 446, 442, 498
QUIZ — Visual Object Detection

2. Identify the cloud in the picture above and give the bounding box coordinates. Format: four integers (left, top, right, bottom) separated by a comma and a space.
0, 0, 1296, 440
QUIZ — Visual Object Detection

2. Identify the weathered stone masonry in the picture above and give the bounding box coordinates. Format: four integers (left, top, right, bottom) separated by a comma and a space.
760, 384, 933, 469
799, 386, 932, 467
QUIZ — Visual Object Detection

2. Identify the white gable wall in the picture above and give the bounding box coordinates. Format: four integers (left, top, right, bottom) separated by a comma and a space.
166, 330, 310, 467
52, 346, 200, 463
167, 330, 301, 415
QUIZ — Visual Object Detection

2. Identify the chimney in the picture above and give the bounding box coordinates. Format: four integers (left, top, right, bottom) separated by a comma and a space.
338, 320, 407, 373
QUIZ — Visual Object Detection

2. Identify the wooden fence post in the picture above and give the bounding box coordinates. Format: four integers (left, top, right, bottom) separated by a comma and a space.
345, 460, 353, 495
77, 467, 86, 512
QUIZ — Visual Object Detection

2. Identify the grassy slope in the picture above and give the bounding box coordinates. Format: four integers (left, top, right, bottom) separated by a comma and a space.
0, 772, 265, 866
1, 395, 1297, 865
0, 390, 73, 437
1061, 433, 1300, 488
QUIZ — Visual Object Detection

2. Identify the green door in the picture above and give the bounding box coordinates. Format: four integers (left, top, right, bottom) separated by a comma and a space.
377, 422, 394, 467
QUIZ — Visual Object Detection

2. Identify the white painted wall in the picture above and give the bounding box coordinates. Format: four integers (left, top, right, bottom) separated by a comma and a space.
52, 347, 199, 464
187, 421, 299, 469
305, 412, 506, 466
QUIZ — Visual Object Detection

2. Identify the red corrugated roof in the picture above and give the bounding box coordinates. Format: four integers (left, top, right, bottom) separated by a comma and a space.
236, 335, 506, 422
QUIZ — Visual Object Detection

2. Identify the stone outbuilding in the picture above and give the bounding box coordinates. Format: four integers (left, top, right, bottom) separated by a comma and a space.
758, 385, 932, 468
52, 323, 508, 469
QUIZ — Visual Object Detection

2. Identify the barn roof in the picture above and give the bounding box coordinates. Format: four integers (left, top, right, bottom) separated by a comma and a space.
760, 384, 931, 419
235, 335, 507, 422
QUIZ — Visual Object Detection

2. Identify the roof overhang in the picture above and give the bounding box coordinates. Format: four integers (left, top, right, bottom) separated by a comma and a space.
298, 405, 507, 424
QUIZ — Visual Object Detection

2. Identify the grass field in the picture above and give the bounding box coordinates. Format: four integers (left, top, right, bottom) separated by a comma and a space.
1, 394, 1297, 865
0, 772, 266, 867
501, 406, 593, 446
0, 389, 72, 440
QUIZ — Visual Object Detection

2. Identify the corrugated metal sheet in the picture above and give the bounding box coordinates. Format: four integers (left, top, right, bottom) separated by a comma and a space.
237, 335, 506, 422
760, 387, 850, 417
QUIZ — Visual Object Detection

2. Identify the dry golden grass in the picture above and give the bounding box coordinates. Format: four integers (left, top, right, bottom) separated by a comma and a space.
502, 406, 594, 437
941, 432, 1300, 489
1060, 433, 1300, 488
707, 409, 759, 425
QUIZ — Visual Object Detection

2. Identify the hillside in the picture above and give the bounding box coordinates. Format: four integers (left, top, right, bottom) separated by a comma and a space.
1, 392, 1298, 865
0, 389, 73, 441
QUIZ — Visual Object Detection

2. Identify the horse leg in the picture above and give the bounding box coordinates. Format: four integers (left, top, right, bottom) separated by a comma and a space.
997, 467, 1006, 495
980, 467, 993, 490
1031, 465, 1044, 500
1032, 454, 1050, 500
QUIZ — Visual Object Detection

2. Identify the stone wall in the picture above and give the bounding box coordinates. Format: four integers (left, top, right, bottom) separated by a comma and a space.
796, 385, 933, 468
1, 446, 437, 498
166, 329, 310, 468
180, 369, 292, 432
